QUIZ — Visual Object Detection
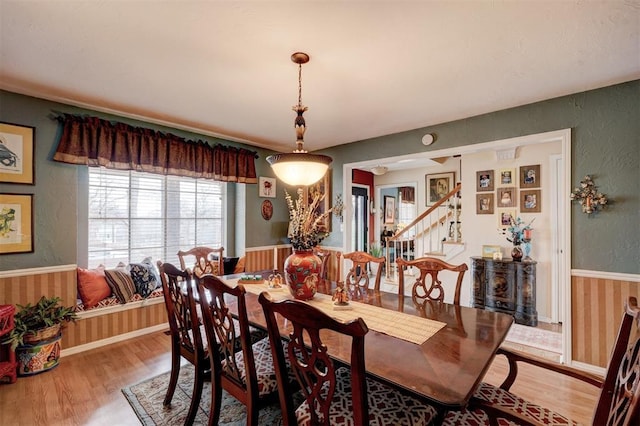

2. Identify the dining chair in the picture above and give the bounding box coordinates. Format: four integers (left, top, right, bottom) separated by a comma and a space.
341, 250, 385, 292
157, 261, 209, 425
257, 291, 439, 425
177, 246, 225, 277
396, 256, 468, 305
195, 274, 283, 426
444, 296, 640, 425
312, 247, 331, 280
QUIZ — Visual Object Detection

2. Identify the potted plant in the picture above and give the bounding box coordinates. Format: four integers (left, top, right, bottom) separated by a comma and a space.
369, 243, 384, 275
3, 296, 77, 376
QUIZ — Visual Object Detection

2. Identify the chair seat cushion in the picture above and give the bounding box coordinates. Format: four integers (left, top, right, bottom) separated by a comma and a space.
442, 382, 577, 425
295, 366, 438, 425
232, 337, 287, 396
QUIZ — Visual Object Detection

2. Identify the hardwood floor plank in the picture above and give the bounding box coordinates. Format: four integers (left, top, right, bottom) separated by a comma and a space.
0, 330, 598, 425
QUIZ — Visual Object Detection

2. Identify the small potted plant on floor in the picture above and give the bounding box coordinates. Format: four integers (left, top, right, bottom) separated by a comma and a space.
369, 243, 384, 275
2, 296, 77, 376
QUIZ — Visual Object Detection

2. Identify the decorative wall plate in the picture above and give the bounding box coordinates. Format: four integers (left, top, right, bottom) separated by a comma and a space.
261, 199, 273, 220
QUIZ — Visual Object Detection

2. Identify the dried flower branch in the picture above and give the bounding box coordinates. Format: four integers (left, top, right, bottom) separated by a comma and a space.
285, 189, 342, 250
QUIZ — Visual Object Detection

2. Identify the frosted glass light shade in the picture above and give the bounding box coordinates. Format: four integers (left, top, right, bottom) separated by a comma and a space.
267, 152, 332, 186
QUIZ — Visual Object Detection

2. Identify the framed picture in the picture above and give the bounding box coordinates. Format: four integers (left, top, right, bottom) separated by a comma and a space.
305, 170, 331, 232
476, 193, 494, 214
476, 170, 494, 192
482, 245, 502, 259
0, 193, 34, 254
384, 195, 396, 224
258, 177, 276, 198
0, 122, 35, 185
497, 187, 517, 208
520, 164, 540, 188
498, 168, 515, 186
425, 172, 455, 206
521, 189, 541, 213
498, 210, 516, 228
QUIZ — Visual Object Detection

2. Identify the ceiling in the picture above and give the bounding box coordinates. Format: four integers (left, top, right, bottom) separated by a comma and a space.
1, 1, 639, 156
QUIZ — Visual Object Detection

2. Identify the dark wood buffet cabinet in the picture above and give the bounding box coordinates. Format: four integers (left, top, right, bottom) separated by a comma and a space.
470, 256, 538, 326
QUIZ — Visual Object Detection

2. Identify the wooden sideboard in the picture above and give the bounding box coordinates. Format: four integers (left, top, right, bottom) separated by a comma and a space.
470, 256, 538, 326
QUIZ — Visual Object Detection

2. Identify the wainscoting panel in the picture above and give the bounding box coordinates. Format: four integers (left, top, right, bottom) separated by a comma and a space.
63, 302, 167, 349
0, 267, 77, 307
571, 273, 640, 368
244, 246, 342, 282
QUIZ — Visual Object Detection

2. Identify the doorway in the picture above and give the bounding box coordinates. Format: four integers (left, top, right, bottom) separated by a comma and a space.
352, 185, 369, 253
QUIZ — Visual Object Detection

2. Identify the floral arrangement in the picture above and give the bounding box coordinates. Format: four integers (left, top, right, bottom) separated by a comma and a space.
285, 188, 342, 250
570, 175, 608, 214
502, 216, 534, 246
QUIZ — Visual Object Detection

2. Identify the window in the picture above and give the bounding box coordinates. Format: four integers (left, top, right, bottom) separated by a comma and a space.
88, 167, 224, 268
398, 192, 416, 238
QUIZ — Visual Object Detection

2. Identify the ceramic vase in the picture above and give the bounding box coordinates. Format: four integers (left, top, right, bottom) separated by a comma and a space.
284, 249, 321, 300
511, 245, 523, 262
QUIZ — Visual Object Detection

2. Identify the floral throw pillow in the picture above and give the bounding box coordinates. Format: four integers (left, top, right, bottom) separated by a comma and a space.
128, 258, 160, 298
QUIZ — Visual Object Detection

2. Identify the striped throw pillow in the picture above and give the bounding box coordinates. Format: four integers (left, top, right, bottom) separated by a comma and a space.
104, 269, 136, 303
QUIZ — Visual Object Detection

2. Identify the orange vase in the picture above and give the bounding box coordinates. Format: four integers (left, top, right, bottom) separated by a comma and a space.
284, 249, 321, 300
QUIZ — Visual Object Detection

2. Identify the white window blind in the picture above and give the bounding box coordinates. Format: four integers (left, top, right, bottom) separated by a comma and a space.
88, 167, 224, 268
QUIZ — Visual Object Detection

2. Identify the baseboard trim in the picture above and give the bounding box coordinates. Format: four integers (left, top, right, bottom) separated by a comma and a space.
61, 323, 167, 357
570, 360, 606, 377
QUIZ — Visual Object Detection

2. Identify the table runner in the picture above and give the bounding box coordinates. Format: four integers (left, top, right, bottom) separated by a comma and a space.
223, 278, 445, 345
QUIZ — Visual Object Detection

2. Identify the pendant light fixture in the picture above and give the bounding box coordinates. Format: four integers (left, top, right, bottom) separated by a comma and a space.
266, 52, 332, 186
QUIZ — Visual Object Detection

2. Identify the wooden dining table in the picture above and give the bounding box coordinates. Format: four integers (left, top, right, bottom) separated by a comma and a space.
219, 272, 514, 411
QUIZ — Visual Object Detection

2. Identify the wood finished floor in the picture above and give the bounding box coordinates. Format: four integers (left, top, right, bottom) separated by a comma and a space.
0, 329, 598, 425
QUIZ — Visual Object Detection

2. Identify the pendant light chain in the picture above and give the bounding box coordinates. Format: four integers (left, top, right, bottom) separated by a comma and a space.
298, 62, 303, 107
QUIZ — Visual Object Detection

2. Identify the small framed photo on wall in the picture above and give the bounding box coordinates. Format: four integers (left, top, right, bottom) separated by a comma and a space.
498, 210, 516, 228
476, 170, 494, 192
497, 187, 516, 208
520, 164, 540, 189
258, 177, 276, 198
476, 193, 494, 214
498, 168, 515, 186
521, 189, 541, 213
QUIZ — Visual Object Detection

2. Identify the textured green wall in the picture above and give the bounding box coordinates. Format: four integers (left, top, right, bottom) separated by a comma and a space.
1, 80, 638, 273
0, 90, 288, 270
318, 80, 639, 273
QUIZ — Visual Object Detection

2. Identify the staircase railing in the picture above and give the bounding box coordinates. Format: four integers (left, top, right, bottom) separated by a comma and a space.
384, 183, 462, 282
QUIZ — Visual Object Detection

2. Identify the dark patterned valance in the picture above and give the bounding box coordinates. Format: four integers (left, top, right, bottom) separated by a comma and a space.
52, 114, 257, 183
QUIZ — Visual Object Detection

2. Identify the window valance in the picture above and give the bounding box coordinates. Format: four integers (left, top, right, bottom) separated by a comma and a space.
52, 114, 258, 183
399, 186, 415, 204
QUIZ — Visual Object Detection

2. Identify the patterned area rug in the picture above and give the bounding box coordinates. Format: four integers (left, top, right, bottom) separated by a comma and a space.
122, 365, 285, 425
505, 323, 562, 354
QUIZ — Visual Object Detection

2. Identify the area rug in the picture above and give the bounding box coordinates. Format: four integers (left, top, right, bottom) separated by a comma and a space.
505, 323, 562, 354
122, 366, 284, 425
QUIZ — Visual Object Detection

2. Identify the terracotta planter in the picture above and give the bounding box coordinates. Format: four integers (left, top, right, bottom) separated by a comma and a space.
284, 249, 321, 300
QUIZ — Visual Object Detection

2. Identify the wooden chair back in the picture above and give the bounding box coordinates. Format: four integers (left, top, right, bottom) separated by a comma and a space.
396, 256, 468, 305
342, 250, 385, 292
258, 292, 369, 426
195, 274, 263, 425
157, 261, 206, 364
177, 246, 224, 277
313, 247, 331, 280
593, 296, 640, 425
157, 261, 209, 424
